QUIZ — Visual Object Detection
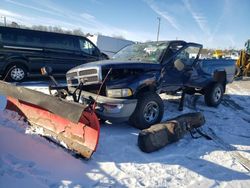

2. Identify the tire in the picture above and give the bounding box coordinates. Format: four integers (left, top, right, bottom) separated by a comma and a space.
204, 82, 224, 107
5, 65, 27, 82
129, 92, 164, 130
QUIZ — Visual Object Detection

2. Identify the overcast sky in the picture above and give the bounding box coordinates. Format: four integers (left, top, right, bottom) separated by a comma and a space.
0, 0, 249, 49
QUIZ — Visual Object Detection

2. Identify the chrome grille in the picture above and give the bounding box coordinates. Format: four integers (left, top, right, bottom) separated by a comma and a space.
66, 72, 77, 78
80, 76, 98, 83
79, 69, 97, 76
66, 67, 101, 86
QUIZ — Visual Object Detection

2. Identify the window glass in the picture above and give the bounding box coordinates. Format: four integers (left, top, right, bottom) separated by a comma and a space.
169, 44, 184, 52
2, 32, 16, 44
79, 39, 96, 55
61, 37, 78, 50
176, 46, 200, 66
1, 30, 42, 47
163, 43, 184, 61
1, 29, 78, 50
16, 33, 42, 47
112, 42, 169, 63
45, 35, 77, 50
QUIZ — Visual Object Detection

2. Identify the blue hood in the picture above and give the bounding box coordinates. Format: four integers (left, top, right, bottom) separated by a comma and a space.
70, 60, 161, 71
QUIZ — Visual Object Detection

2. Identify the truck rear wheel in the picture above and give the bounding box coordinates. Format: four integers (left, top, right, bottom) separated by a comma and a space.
129, 92, 164, 130
204, 83, 224, 107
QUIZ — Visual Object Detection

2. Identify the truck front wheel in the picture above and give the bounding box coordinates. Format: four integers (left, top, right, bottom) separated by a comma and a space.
129, 92, 164, 130
204, 83, 224, 107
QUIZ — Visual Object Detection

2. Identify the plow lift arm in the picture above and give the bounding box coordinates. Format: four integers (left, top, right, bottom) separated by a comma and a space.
0, 67, 100, 159
41, 66, 95, 104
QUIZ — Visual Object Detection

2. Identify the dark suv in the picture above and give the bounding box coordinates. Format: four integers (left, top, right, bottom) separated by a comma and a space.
0, 26, 107, 81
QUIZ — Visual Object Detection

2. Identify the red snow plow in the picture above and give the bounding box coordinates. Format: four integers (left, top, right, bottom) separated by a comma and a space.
0, 80, 100, 159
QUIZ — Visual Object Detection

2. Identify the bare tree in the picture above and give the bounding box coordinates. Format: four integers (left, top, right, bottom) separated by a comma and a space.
10, 22, 19, 28
72, 28, 84, 36
111, 34, 126, 40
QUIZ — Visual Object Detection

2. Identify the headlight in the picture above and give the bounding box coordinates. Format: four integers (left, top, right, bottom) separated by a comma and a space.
106, 88, 132, 98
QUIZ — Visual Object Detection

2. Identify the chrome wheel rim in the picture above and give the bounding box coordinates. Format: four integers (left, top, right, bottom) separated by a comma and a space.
10, 67, 25, 81
213, 86, 222, 103
143, 101, 159, 123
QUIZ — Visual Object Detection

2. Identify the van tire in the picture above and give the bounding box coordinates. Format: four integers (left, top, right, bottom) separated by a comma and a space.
5, 64, 27, 82
129, 92, 164, 130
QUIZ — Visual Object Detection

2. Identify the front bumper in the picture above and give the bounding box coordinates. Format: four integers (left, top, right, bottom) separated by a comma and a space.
68, 87, 137, 122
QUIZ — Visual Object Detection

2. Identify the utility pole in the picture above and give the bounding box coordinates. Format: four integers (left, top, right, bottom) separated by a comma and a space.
1, 16, 6, 26
156, 17, 161, 42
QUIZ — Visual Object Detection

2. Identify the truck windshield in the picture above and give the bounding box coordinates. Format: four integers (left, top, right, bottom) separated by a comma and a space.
112, 42, 169, 63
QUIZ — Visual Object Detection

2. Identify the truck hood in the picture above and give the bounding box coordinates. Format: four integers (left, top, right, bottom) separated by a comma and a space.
69, 60, 161, 72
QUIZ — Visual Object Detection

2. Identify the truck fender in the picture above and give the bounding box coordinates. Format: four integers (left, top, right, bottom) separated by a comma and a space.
212, 70, 227, 91
135, 83, 157, 97
133, 73, 159, 97
213, 70, 226, 83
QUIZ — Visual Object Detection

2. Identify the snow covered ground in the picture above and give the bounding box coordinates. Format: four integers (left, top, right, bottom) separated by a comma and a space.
0, 79, 250, 187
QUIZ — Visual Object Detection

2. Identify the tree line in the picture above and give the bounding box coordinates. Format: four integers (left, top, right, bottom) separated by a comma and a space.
1, 21, 126, 40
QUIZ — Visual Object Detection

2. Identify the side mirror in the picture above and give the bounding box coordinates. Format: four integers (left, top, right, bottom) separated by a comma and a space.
174, 59, 185, 71
41, 66, 53, 76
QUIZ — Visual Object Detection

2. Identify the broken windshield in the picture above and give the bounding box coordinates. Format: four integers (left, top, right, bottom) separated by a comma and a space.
112, 42, 169, 63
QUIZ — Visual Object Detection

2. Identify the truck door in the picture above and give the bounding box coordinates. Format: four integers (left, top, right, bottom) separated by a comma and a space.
161, 44, 201, 91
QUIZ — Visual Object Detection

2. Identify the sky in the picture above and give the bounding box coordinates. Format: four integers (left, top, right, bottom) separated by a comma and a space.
0, 0, 249, 49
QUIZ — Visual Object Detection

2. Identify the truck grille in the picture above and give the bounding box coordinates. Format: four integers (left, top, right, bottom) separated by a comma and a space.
66, 67, 101, 86
79, 69, 97, 76
67, 72, 77, 78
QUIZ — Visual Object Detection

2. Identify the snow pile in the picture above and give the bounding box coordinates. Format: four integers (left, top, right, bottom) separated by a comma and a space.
0, 80, 250, 187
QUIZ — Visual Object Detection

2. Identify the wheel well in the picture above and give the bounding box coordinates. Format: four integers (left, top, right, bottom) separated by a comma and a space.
5, 61, 28, 73
213, 71, 226, 84
213, 71, 227, 91
3, 61, 29, 80
135, 85, 156, 97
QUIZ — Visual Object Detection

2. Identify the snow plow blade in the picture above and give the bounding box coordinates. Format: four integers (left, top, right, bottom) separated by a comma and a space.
0, 81, 100, 159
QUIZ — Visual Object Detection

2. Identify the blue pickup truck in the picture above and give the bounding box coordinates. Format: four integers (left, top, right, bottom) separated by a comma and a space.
66, 40, 235, 129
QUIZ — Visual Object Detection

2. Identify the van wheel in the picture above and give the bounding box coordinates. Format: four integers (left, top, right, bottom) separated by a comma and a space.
129, 92, 164, 130
204, 83, 224, 107
6, 65, 27, 82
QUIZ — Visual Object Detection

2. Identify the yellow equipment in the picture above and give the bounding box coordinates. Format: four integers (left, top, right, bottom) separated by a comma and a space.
212, 50, 224, 59
235, 40, 250, 77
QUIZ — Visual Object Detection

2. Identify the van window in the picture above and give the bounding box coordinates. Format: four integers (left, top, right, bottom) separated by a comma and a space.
2, 32, 16, 44
44, 35, 78, 50
79, 39, 97, 55
2, 30, 42, 47
16, 34, 42, 47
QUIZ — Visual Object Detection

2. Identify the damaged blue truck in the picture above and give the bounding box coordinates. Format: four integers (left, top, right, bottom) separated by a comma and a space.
65, 40, 235, 129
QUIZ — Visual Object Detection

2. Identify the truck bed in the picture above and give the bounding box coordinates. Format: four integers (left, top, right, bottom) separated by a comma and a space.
199, 59, 236, 83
